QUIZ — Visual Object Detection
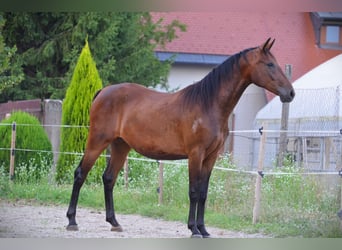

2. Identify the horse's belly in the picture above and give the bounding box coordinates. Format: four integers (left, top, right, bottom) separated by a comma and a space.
121, 117, 187, 160
136, 149, 188, 161
131, 140, 187, 160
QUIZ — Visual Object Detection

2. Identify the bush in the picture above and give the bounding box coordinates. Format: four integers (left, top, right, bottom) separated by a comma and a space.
0, 111, 53, 182
56, 39, 105, 183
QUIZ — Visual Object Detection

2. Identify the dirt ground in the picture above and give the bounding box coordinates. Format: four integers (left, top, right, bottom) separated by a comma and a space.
0, 199, 267, 238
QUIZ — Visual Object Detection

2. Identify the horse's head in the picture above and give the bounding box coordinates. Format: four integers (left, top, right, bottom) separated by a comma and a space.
246, 38, 295, 103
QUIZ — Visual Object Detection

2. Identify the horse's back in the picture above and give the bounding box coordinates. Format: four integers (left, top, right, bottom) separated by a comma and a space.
94, 83, 171, 106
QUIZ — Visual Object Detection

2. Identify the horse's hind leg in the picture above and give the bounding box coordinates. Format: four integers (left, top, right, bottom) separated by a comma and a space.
102, 138, 130, 232
66, 144, 109, 231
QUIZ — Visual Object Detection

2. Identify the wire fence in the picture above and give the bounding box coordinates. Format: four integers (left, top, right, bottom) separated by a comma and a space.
1, 122, 342, 177
1, 122, 342, 229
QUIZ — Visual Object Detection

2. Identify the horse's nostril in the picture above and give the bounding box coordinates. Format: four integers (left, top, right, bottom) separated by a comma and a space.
290, 89, 295, 99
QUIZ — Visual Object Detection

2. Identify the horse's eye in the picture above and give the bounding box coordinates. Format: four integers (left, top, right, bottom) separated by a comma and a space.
267, 62, 274, 67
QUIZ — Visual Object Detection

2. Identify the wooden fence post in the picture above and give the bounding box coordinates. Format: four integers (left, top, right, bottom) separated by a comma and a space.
158, 161, 164, 205
253, 123, 266, 224
338, 147, 342, 231
9, 122, 16, 181
277, 64, 292, 168
124, 158, 129, 190
340, 175, 342, 231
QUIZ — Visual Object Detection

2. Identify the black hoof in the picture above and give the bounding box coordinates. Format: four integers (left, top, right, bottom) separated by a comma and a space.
198, 225, 210, 238
66, 224, 79, 231
111, 225, 123, 232
191, 233, 203, 238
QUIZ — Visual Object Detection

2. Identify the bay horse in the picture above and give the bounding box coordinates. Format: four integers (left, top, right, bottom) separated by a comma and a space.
66, 38, 294, 238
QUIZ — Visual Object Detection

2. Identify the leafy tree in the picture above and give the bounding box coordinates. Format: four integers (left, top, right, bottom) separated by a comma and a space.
1, 12, 186, 102
0, 111, 53, 182
0, 15, 23, 94
56, 39, 104, 183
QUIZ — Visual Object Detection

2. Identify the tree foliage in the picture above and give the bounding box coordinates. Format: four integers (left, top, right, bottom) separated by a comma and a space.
0, 15, 23, 94
56, 39, 104, 183
0, 12, 186, 102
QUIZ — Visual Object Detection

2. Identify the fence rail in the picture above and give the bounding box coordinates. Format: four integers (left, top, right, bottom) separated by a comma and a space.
1, 121, 342, 175
1, 122, 342, 134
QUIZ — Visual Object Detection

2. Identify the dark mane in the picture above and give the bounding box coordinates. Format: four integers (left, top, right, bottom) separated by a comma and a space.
180, 47, 257, 111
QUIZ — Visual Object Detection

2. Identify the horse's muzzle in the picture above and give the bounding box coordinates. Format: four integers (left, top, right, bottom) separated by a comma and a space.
280, 88, 295, 103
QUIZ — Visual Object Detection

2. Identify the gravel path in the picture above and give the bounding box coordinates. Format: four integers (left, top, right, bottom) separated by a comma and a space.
0, 199, 267, 238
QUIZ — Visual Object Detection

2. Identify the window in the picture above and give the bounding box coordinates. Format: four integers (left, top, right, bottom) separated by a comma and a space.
319, 25, 342, 49
326, 26, 340, 43
310, 12, 342, 50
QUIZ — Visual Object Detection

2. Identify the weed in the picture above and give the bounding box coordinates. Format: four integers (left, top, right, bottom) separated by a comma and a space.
0, 153, 341, 237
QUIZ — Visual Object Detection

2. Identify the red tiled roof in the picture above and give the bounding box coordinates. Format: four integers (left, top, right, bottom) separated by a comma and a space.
152, 12, 308, 56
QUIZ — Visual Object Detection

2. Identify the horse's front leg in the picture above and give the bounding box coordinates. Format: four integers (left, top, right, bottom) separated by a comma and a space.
188, 180, 202, 237
196, 171, 212, 238
187, 170, 212, 238
196, 153, 219, 238
187, 152, 205, 238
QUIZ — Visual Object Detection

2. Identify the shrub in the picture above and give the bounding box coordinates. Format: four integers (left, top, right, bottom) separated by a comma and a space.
56, 39, 105, 183
0, 111, 53, 182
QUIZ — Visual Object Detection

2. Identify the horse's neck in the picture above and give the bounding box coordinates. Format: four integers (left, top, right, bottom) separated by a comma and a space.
217, 77, 251, 121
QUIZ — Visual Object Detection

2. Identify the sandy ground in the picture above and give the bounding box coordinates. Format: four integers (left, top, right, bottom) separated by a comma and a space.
0, 199, 267, 238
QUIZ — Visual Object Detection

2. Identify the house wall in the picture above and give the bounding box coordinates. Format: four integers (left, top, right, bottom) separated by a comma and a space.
166, 64, 213, 90
233, 85, 267, 167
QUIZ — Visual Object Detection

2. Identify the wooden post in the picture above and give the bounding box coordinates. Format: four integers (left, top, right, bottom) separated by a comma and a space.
158, 161, 164, 205
337, 132, 342, 231
9, 122, 16, 181
340, 175, 342, 231
253, 123, 266, 224
124, 158, 129, 190
302, 137, 308, 169
324, 138, 331, 170
277, 64, 292, 167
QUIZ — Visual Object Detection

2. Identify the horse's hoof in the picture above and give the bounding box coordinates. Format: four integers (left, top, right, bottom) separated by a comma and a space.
66, 224, 79, 231
111, 225, 123, 232
191, 234, 203, 238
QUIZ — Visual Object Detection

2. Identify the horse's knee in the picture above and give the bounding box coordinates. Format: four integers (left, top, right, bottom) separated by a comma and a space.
199, 191, 207, 203
102, 172, 114, 187
73, 165, 84, 184
189, 190, 200, 203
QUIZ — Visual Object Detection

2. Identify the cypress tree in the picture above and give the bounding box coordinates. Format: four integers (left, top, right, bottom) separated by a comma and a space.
56, 39, 104, 183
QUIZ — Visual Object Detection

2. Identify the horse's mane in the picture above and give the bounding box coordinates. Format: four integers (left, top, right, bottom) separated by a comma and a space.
180, 47, 257, 111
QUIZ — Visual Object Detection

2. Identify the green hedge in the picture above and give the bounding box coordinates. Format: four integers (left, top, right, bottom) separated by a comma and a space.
0, 111, 53, 182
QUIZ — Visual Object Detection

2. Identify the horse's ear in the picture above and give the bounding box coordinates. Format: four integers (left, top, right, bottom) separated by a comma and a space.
262, 38, 275, 52
268, 38, 275, 50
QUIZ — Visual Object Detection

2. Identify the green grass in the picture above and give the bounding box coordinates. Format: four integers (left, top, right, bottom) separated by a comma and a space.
0, 155, 341, 237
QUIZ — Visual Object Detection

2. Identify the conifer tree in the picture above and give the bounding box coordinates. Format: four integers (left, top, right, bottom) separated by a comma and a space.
56, 39, 104, 183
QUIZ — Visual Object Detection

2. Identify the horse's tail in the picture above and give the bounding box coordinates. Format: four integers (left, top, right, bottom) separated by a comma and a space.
92, 89, 102, 102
